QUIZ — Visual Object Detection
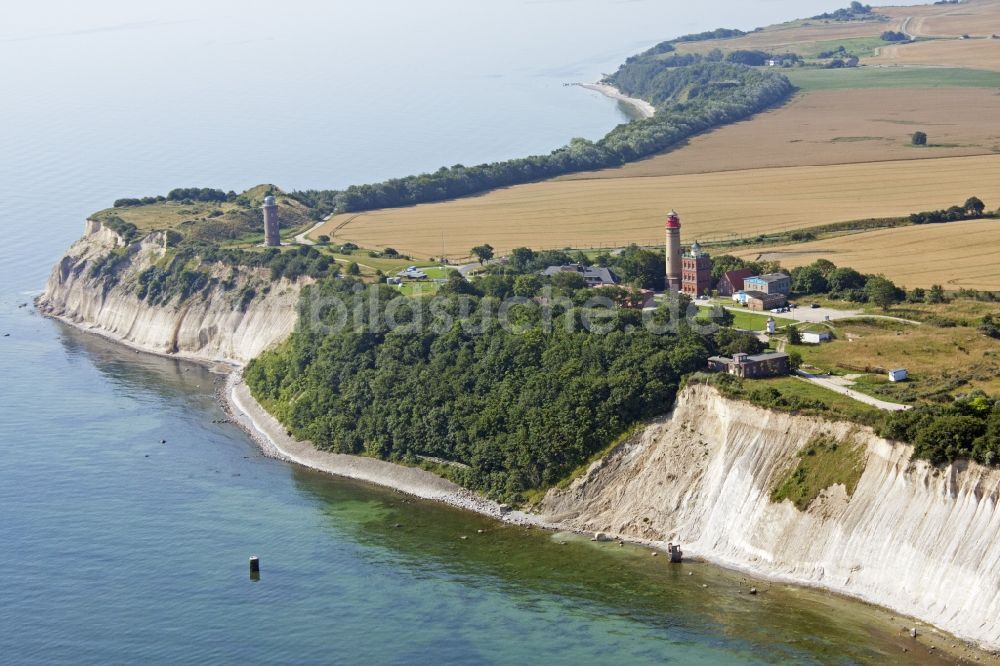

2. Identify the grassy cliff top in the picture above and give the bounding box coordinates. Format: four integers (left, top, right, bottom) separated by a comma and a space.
89, 184, 316, 246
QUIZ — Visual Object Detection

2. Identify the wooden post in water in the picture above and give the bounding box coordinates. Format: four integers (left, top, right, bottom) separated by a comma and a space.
249, 555, 260, 580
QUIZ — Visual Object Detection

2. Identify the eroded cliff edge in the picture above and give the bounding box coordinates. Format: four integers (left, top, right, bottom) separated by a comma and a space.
540, 383, 1000, 649
37, 220, 303, 365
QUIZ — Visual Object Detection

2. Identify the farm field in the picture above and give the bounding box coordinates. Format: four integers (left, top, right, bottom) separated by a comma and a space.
781, 66, 1000, 91
672, 1, 999, 57
673, 15, 904, 56
314, 154, 1000, 260
737, 217, 1000, 290
558, 87, 1000, 180
866, 38, 1000, 71
886, 0, 1000, 38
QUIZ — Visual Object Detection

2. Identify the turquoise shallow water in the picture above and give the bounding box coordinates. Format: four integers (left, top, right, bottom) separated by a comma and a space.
0, 1, 952, 664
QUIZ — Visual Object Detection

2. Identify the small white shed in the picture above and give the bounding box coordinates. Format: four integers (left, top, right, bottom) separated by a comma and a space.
802, 331, 831, 344
888, 368, 908, 382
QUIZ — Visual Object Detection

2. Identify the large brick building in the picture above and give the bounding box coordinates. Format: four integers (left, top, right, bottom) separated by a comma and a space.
681, 241, 712, 297
718, 268, 753, 296
708, 351, 790, 378
744, 273, 791, 296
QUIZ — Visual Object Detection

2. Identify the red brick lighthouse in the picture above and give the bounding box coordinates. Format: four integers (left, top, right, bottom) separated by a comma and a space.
665, 210, 682, 292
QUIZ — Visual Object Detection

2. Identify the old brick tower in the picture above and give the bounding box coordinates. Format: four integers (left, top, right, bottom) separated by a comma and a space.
263, 195, 280, 247
682, 240, 712, 297
665, 210, 682, 292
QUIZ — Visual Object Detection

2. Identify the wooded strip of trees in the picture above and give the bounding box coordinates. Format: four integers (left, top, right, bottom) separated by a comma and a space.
880, 394, 1000, 467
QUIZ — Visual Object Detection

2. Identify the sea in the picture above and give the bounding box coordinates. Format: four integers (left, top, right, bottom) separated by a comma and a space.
0, 1, 943, 664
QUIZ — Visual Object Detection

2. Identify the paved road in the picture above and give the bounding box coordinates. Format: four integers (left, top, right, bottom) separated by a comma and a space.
293, 217, 331, 246
795, 371, 911, 412
696, 301, 919, 326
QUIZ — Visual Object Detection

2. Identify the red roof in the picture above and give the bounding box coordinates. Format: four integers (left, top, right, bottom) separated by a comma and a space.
665, 212, 681, 229
722, 268, 754, 289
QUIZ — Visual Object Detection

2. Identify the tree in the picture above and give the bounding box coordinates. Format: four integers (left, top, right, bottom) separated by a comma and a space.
827, 267, 865, 292
550, 271, 587, 292
787, 325, 802, 345
965, 196, 986, 217
715, 328, 764, 356
708, 304, 735, 327
980, 314, 1000, 339
787, 350, 803, 371
510, 247, 536, 272
347, 262, 360, 276
865, 275, 899, 311
792, 265, 829, 295
927, 284, 947, 304
908, 287, 926, 303
316, 234, 330, 245
471, 244, 495, 265
513, 274, 543, 298
912, 131, 928, 146
440, 271, 479, 296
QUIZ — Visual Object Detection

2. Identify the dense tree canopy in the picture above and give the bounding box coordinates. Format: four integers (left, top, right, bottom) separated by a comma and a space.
245, 278, 712, 500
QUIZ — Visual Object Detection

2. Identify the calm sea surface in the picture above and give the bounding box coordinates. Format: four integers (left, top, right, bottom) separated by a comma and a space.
0, 1, 941, 663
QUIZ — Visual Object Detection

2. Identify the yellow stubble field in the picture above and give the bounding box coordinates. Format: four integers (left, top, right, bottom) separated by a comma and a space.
558, 88, 1000, 180
314, 154, 1000, 261
867, 38, 1000, 71
736, 217, 1000, 290
884, 0, 1000, 38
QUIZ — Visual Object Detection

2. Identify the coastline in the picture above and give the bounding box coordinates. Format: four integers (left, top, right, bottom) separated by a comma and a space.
577, 82, 655, 119
39, 310, 995, 656
223, 370, 543, 526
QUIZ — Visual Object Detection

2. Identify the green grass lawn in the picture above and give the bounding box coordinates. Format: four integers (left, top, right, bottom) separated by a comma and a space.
394, 266, 456, 297
796, 36, 889, 59
783, 66, 1000, 91
751, 376, 883, 423
698, 302, 795, 330
731, 309, 795, 330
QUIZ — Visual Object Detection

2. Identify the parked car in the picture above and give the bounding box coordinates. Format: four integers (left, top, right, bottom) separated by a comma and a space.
810, 303, 820, 309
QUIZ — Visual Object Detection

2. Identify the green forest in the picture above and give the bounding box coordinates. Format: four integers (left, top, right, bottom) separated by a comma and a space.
244, 278, 712, 500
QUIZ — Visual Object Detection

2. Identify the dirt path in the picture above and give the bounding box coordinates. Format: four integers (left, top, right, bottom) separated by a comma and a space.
794, 371, 911, 412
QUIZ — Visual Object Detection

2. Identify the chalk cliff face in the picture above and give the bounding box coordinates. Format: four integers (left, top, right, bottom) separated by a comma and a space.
540, 384, 1000, 649
38, 220, 303, 365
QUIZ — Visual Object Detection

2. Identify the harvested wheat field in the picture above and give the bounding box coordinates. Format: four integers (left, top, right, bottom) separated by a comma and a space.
675, 17, 903, 56
558, 88, 1000, 180
868, 38, 1000, 71
738, 218, 1000, 290
315, 155, 1000, 259
884, 0, 1000, 38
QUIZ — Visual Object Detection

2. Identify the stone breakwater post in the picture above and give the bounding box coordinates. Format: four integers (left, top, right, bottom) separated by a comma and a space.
250, 555, 260, 580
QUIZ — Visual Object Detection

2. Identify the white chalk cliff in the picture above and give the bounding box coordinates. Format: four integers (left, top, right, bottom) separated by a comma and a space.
540, 383, 1000, 649
39, 224, 1000, 649
38, 220, 303, 365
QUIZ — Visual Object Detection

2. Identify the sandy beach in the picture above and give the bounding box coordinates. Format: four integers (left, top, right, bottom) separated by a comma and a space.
578, 83, 655, 119
224, 371, 542, 526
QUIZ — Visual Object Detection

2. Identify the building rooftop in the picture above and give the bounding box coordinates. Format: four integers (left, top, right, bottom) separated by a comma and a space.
747, 273, 789, 284
723, 268, 754, 284
541, 264, 617, 285
708, 351, 789, 364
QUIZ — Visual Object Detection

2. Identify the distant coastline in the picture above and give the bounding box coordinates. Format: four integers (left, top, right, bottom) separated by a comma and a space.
577, 82, 655, 119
